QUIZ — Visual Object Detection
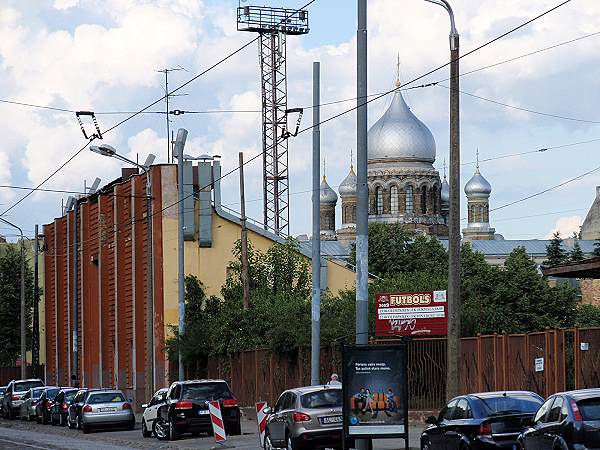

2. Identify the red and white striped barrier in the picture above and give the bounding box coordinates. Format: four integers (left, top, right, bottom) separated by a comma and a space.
209, 401, 227, 444
255, 402, 268, 447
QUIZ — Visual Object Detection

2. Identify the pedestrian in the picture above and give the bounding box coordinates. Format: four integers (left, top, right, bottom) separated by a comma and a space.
327, 373, 342, 386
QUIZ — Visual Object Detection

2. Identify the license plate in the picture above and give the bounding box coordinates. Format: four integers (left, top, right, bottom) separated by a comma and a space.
198, 410, 210, 415
320, 415, 342, 424
99, 407, 116, 412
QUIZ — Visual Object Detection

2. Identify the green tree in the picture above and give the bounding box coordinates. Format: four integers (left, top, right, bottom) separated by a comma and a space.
569, 233, 585, 262
544, 232, 567, 266
593, 239, 600, 257
0, 245, 35, 365
575, 304, 600, 327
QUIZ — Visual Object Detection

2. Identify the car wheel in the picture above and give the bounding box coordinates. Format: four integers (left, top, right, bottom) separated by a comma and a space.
126, 420, 135, 431
153, 417, 169, 441
51, 414, 58, 426
264, 434, 275, 450
77, 416, 82, 430
421, 439, 432, 450
67, 416, 75, 429
82, 422, 91, 434
142, 419, 151, 437
287, 435, 303, 450
169, 420, 180, 441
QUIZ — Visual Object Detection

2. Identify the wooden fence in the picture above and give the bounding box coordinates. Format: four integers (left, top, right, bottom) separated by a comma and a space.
180, 328, 600, 410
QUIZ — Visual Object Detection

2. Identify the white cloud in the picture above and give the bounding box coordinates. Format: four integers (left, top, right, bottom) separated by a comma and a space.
545, 216, 583, 239
53, 0, 79, 10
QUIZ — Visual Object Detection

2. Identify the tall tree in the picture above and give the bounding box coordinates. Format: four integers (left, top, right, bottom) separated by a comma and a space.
544, 231, 567, 266
569, 233, 585, 262
592, 239, 600, 257
0, 245, 35, 365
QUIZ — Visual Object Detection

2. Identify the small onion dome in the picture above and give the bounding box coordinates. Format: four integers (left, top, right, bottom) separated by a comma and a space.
320, 175, 338, 204
441, 176, 450, 207
339, 165, 357, 198
464, 167, 492, 198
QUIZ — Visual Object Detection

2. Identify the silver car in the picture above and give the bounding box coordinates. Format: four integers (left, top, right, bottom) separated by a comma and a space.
264, 385, 351, 450
19, 387, 45, 421
80, 389, 135, 434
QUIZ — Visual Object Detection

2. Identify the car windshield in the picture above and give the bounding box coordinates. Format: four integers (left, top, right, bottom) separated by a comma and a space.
46, 388, 60, 399
301, 390, 342, 409
14, 381, 43, 392
182, 383, 232, 401
32, 388, 45, 398
577, 397, 600, 421
476, 394, 542, 415
64, 391, 77, 401
87, 393, 125, 404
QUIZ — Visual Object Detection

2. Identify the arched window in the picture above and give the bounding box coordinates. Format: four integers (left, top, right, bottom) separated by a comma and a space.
405, 186, 414, 214
376, 187, 384, 215
421, 186, 427, 214
390, 186, 399, 214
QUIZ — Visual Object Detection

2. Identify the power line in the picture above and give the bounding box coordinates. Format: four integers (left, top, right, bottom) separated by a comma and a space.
490, 163, 600, 213
439, 84, 600, 124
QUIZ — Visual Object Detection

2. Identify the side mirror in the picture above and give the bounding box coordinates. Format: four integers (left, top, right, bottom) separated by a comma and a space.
141, 404, 148, 409
425, 415, 439, 425
263, 406, 273, 415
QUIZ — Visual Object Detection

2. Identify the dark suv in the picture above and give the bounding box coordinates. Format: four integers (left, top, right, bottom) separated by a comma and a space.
36, 387, 60, 424
67, 388, 91, 429
2, 379, 44, 419
154, 380, 241, 441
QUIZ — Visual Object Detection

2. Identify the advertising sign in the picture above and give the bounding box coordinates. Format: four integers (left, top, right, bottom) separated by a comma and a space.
376, 290, 448, 337
342, 344, 408, 441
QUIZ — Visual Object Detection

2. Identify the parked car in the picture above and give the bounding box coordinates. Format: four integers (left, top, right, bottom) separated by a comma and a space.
519, 388, 600, 449
35, 387, 60, 424
50, 388, 78, 426
421, 391, 544, 450
19, 387, 45, 421
141, 388, 168, 438
67, 388, 91, 430
263, 385, 353, 450
153, 379, 241, 441
0, 386, 7, 416
2, 379, 44, 419
76, 389, 135, 434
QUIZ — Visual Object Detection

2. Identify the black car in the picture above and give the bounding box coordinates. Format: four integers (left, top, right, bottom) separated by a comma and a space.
520, 388, 600, 449
2, 379, 44, 419
67, 388, 92, 429
50, 388, 78, 426
36, 386, 60, 424
154, 379, 241, 441
0, 386, 6, 415
421, 391, 544, 450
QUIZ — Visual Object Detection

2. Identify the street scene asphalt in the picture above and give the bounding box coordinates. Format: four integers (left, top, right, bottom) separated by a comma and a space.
0, 413, 424, 450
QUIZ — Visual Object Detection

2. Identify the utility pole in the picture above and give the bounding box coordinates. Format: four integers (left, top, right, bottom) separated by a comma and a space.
33, 225, 39, 376
72, 201, 79, 386
175, 128, 189, 381
239, 152, 250, 310
356, 0, 369, 448
311, 61, 321, 386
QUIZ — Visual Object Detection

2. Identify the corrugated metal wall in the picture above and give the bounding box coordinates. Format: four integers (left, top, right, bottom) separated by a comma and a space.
43, 167, 164, 406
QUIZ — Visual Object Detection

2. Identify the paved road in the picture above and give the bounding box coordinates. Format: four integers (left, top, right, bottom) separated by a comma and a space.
0, 415, 424, 449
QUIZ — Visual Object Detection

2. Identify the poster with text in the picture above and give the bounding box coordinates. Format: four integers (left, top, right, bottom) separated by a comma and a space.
376, 291, 448, 337
342, 345, 408, 439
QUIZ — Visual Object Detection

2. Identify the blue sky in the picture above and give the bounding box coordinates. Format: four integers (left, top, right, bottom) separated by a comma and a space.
1, 0, 600, 241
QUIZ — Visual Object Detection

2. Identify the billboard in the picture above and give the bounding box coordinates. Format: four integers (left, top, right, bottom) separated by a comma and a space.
342, 345, 408, 440
376, 290, 448, 337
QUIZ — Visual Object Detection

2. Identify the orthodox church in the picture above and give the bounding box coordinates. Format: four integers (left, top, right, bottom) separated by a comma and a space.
319, 72, 497, 243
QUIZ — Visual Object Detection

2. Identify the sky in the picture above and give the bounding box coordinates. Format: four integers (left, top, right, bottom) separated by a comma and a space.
1, 0, 600, 241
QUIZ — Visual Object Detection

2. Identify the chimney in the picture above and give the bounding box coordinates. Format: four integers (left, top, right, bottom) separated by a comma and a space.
121, 167, 139, 181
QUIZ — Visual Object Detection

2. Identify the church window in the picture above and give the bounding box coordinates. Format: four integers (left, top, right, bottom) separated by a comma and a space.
421, 186, 427, 214
376, 187, 384, 215
405, 186, 414, 214
390, 186, 398, 214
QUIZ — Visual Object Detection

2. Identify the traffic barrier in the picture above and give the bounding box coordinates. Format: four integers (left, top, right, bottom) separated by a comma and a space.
209, 401, 227, 443
255, 402, 268, 447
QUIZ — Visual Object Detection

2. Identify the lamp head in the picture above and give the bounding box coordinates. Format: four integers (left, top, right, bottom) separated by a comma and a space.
90, 144, 117, 157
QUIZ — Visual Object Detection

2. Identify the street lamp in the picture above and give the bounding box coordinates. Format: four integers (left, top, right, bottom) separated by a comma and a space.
424, 0, 461, 400
0, 217, 26, 379
90, 144, 156, 399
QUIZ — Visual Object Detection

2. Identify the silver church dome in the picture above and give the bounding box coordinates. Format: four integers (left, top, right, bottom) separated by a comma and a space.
368, 88, 436, 163
339, 165, 357, 197
465, 167, 492, 198
320, 176, 338, 204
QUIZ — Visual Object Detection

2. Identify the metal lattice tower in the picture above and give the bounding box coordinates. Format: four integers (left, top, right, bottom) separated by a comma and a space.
238, 5, 309, 236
